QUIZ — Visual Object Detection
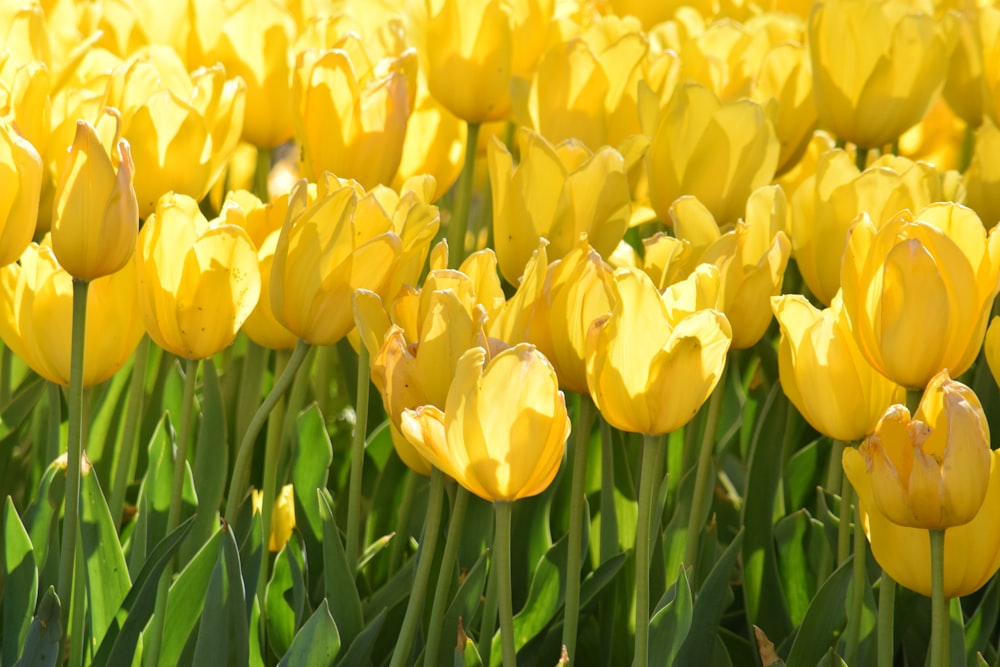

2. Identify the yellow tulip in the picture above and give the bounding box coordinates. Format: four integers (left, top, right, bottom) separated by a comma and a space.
585, 268, 732, 435
943, 6, 982, 126
644, 81, 779, 225
392, 87, 465, 202
0, 241, 144, 386
0, 119, 42, 266
963, 118, 1000, 228
400, 344, 570, 502
808, 0, 957, 149
272, 175, 403, 346
424, 0, 513, 123
293, 36, 416, 189
251, 483, 297, 552
979, 7, 1000, 129
50, 113, 138, 282
137, 193, 261, 360
841, 203, 1000, 389
489, 128, 630, 284
845, 446, 1000, 598
791, 150, 954, 306
772, 293, 904, 442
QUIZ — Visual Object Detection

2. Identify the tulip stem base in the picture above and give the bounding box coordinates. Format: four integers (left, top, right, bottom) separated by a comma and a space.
929, 528, 948, 667
390, 467, 447, 667
855, 145, 868, 172
562, 395, 595, 662
634, 434, 661, 667
448, 121, 481, 269
495, 500, 517, 667
346, 342, 371, 569
479, 510, 500, 665
877, 573, 896, 667
424, 483, 470, 666
225, 339, 311, 524
57, 279, 89, 644
684, 365, 727, 571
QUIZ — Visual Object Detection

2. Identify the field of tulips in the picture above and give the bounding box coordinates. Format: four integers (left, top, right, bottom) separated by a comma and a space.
5, 0, 1000, 666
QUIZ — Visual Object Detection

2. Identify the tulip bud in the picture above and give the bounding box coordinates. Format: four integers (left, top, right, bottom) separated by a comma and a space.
0, 119, 42, 266
252, 484, 297, 552
50, 113, 138, 282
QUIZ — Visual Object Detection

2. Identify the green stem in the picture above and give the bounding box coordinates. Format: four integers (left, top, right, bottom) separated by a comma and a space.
260, 348, 291, 570
424, 483, 470, 666
346, 342, 371, 569
389, 469, 418, 575
253, 146, 272, 202
905, 388, 923, 414
563, 395, 594, 662
837, 474, 853, 567
684, 366, 727, 570
844, 502, 867, 664
46, 382, 61, 465
599, 416, 618, 565
818, 440, 847, 583
959, 122, 975, 174
225, 339, 311, 523
929, 529, 948, 667
0, 343, 11, 404
109, 335, 150, 527
855, 145, 869, 172
146, 357, 200, 663
877, 573, 896, 667
478, 507, 499, 665
235, 340, 268, 446
390, 467, 446, 667
57, 279, 88, 635
634, 434, 661, 667
68, 525, 87, 667
448, 121, 481, 269
494, 500, 517, 667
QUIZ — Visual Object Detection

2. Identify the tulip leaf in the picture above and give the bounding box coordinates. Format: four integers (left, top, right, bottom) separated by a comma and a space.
19, 460, 65, 588
742, 384, 792, 642
277, 599, 340, 667
578, 552, 626, 610
676, 529, 744, 665
785, 438, 826, 512
161, 529, 225, 666
185, 359, 227, 564
85, 363, 132, 483
965, 574, 1000, 664
784, 557, 854, 666
266, 533, 307, 657
237, 499, 264, 620
13, 586, 61, 667
455, 633, 485, 667
92, 515, 195, 665
774, 510, 824, 626
292, 404, 332, 599
426, 551, 488, 667
79, 463, 131, 652
0, 373, 45, 438
649, 566, 693, 666
4, 497, 38, 667
950, 597, 966, 667
336, 608, 386, 666
362, 554, 415, 622
192, 523, 248, 667
317, 488, 363, 648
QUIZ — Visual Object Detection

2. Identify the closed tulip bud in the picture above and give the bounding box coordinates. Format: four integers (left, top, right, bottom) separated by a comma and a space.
809, 0, 957, 149
791, 150, 952, 305
844, 371, 990, 532
137, 193, 261, 359
0, 119, 42, 266
393, 89, 465, 201
51, 113, 138, 282
644, 81, 779, 225
272, 175, 403, 346
401, 344, 570, 501
251, 484, 297, 552
772, 293, 904, 441
4, 60, 51, 161
424, 0, 513, 123
490, 128, 630, 284
586, 268, 732, 435
0, 242, 143, 386
962, 118, 1000, 227
842, 203, 1000, 389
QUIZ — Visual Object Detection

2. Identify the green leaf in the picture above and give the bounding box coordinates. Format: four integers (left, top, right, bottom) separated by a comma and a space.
13, 586, 61, 667
785, 557, 854, 667
4, 497, 38, 667
649, 566, 693, 666
238, 503, 264, 621
278, 599, 340, 667
773, 510, 823, 626
185, 359, 227, 564
578, 553, 626, 610
336, 608, 386, 666
85, 360, 133, 483
20, 458, 66, 585
966, 574, 1000, 664
292, 404, 332, 588
266, 534, 307, 657
79, 463, 131, 651
158, 529, 223, 667
93, 516, 196, 665
192, 524, 248, 667
0, 373, 45, 438
455, 619, 485, 667
317, 489, 363, 648
428, 552, 488, 667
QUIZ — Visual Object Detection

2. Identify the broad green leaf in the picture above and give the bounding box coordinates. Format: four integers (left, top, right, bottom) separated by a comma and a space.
785, 557, 854, 667
578, 553, 626, 610
649, 566, 693, 666
0, 373, 45, 438
86, 359, 132, 483
427, 552, 487, 667
965, 574, 1000, 664
950, 597, 966, 667
774, 510, 825, 626
785, 438, 825, 512
13, 586, 61, 667
292, 405, 332, 568
336, 608, 386, 666
20, 456, 65, 585
4, 497, 38, 667
185, 359, 227, 564
266, 534, 307, 657
239, 509, 264, 620
192, 524, 248, 667
318, 489, 363, 648
278, 599, 340, 667
80, 463, 131, 651
93, 516, 195, 665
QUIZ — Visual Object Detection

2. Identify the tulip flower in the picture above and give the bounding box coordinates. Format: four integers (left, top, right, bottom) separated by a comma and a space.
985, 317, 1000, 392
841, 203, 1000, 389
0, 241, 144, 386
424, 0, 513, 123
979, 7, 1000, 129
136, 193, 261, 360
809, 0, 957, 149
50, 114, 139, 282
962, 118, 1000, 228
489, 128, 631, 284
644, 81, 779, 225
585, 268, 732, 436
772, 293, 904, 442
791, 150, 953, 305
400, 344, 570, 502
252, 484, 297, 552
0, 119, 42, 266
943, 6, 983, 126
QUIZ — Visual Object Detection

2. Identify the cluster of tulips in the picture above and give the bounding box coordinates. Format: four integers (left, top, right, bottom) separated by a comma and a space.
4, 0, 1000, 665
